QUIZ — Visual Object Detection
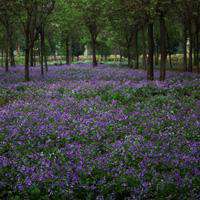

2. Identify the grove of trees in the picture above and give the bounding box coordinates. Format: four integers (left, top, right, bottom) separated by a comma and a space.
0, 0, 199, 81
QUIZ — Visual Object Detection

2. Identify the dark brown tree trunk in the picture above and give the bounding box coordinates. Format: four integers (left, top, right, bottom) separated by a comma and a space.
40, 25, 44, 77
147, 23, 154, 80
188, 20, 193, 72
66, 37, 70, 65
1, 49, 3, 67
9, 45, 15, 67
43, 29, 48, 72
25, 44, 30, 81
92, 36, 97, 67
155, 42, 159, 66
127, 44, 132, 68
142, 27, 147, 70
5, 29, 9, 72
169, 53, 173, 69
5, 23, 15, 68
30, 46, 34, 67
33, 49, 36, 67
135, 31, 139, 69
5, 46, 9, 72
194, 18, 199, 73
183, 22, 188, 71
159, 12, 167, 81
44, 54, 48, 72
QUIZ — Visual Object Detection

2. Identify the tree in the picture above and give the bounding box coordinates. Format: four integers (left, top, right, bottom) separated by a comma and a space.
53, 0, 81, 65
156, 0, 174, 81
69, 0, 107, 67
0, 0, 18, 71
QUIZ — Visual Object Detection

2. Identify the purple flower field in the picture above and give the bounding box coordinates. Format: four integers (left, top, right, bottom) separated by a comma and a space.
0, 64, 200, 199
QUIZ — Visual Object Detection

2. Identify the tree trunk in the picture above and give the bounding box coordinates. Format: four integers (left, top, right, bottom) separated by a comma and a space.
43, 29, 48, 72
33, 49, 36, 67
135, 31, 139, 69
183, 22, 188, 71
5, 24, 15, 68
1, 49, 3, 67
40, 25, 44, 77
147, 23, 154, 80
66, 37, 70, 65
5, 30, 9, 72
127, 44, 132, 68
45, 54, 48, 72
188, 20, 193, 72
159, 12, 167, 81
194, 18, 199, 73
25, 46, 30, 81
155, 42, 159, 66
169, 53, 173, 69
142, 27, 147, 70
30, 46, 34, 67
9, 45, 15, 67
92, 36, 97, 67
5, 45, 9, 72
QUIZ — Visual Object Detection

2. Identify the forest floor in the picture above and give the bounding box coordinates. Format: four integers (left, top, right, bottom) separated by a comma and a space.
0, 64, 200, 199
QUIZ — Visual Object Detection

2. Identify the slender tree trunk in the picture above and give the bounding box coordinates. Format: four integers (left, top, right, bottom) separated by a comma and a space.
5, 30, 9, 72
183, 22, 188, 71
155, 42, 159, 66
160, 12, 167, 81
1, 49, 3, 67
9, 45, 15, 67
45, 54, 48, 72
5, 45, 9, 72
142, 27, 147, 70
30, 46, 34, 67
66, 37, 70, 65
92, 36, 97, 67
40, 25, 44, 77
188, 19, 193, 72
147, 23, 154, 80
169, 53, 173, 69
127, 44, 132, 68
43, 29, 48, 72
25, 37, 30, 82
33, 49, 36, 67
194, 18, 199, 73
134, 31, 139, 69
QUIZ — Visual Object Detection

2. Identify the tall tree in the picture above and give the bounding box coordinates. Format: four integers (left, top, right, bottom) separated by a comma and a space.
70, 0, 107, 67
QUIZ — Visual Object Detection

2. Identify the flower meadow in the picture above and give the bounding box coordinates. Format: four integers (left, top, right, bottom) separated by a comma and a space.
0, 65, 200, 199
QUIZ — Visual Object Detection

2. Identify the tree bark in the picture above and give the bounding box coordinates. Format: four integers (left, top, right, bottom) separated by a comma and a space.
127, 44, 132, 68
183, 22, 188, 71
5, 29, 9, 72
30, 46, 34, 67
65, 37, 71, 65
169, 53, 173, 69
134, 31, 139, 69
25, 44, 30, 81
194, 18, 199, 73
155, 41, 159, 66
159, 12, 167, 81
142, 27, 147, 70
5, 45, 9, 72
147, 23, 154, 80
44, 54, 48, 72
9, 45, 15, 67
188, 19, 193, 72
92, 36, 97, 67
1, 49, 3, 67
40, 25, 44, 77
